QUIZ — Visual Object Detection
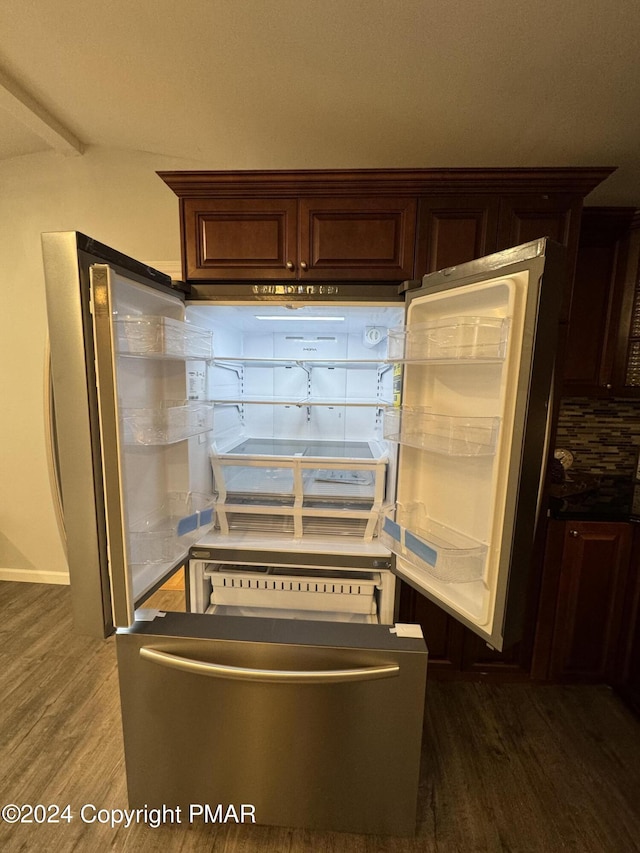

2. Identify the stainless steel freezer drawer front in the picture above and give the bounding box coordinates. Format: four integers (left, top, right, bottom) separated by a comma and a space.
116, 613, 427, 836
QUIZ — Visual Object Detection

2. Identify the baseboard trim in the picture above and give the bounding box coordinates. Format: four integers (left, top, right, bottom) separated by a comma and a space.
0, 568, 70, 585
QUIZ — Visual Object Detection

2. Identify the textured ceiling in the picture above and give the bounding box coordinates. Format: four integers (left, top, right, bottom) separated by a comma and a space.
1, 0, 639, 204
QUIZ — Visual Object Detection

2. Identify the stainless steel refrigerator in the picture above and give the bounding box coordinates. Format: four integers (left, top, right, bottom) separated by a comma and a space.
42, 231, 564, 834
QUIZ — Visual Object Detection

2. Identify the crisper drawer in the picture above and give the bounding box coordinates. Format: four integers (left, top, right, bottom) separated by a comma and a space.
206, 566, 381, 616
210, 438, 389, 541
116, 613, 427, 835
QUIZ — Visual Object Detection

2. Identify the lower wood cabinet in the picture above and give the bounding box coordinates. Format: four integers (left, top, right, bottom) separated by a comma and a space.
544, 521, 632, 682
616, 522, 640, 713
397, 582, 533, 681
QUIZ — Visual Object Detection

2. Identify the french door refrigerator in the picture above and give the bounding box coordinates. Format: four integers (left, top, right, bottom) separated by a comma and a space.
42, 231, 564, 835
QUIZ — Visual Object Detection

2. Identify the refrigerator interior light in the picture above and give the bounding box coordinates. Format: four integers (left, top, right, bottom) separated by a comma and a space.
254, 315, 345, 321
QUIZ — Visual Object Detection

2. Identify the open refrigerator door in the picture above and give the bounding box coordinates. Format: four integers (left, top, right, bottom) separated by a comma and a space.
381, 239, 564, 650
90, 264, 215, 626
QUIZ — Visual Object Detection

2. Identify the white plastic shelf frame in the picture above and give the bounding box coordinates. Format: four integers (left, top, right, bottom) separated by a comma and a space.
210, 441, 389, 541
129, 491, 214, 566
387, 316, 509, 363
116, 315, 213, 359
384, 407, 500, 456
380, 503, 487, 584
122, 401, 214, 445
209, 357, 392, 408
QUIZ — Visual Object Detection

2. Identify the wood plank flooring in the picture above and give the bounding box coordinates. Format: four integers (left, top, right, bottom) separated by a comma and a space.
1, 580, 639, 852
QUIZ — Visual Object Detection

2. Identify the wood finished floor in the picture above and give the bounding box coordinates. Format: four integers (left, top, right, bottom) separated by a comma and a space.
1, 580, 639, 853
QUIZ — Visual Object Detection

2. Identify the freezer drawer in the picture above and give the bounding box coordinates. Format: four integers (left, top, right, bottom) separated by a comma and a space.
116, 613, 427, 835
188, 556, 396, 625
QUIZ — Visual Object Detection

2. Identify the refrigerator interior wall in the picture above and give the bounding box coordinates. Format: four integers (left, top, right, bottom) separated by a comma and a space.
102, 272, 215, 605
385, 273, 529, 635
185, 304, 404, 540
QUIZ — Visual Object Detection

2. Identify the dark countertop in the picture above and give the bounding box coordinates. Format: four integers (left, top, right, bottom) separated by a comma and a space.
548, 474, 636, 522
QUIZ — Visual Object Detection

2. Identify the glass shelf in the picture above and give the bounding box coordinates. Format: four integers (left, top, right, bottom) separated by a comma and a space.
380, 503, 487, 584
116, 315, 213, 359
213, 357, 386, 369
387, 316, 509, 363
384, 407, 500, 456
210, 395, 392, 407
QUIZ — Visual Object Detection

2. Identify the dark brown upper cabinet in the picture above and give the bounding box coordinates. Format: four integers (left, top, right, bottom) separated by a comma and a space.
180, 195, 416, 281
562, 208, 639, 397
414, 195, 500, 277
183, 197, 298, 280
497, 193, 584, 321
614, 213, 640, 395
297, 196, 417, 281
160, 168, 612, 292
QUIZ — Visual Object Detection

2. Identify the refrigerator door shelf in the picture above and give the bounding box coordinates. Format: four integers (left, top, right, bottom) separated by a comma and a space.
381, 505, 487, 584
116, 315, 213, 359
384, 407, 501, 456
129, 491, 214, 565
387, 315, 510, 362
121, 401, 213, 445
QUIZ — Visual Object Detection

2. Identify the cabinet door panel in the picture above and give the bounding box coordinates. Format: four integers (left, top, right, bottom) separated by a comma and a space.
616, 524, 640, 712
564, 244, 617, 388
298, 197, 416, 280
497, 195, 582, 320
612, 216, 640, 394
460, 634, 528, 677
184, 198, 297, 280
415, 196, 499, 276
550, 522, 632, 681
563, 209, 636, 395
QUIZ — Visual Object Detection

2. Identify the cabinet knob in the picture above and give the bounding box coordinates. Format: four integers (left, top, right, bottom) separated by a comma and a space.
605, 383, 612, 390
285, 261, 295, 271
300, 261, 308, 271
570, 530, 579, 538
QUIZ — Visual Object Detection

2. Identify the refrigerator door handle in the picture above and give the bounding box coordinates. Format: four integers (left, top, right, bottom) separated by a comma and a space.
139, 646, 400, 684
44, 337, 67, 558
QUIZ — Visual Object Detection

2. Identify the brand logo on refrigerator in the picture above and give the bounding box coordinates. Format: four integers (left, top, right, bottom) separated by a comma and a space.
252, 284, 340, 295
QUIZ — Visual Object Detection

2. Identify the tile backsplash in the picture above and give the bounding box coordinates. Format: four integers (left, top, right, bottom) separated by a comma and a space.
556, 397, 640, 475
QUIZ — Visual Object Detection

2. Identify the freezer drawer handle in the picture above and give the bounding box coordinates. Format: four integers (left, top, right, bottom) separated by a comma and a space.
139, 646, 399, 684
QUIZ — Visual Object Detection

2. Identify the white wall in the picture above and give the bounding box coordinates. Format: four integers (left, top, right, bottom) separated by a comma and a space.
0, 145, 205, 583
